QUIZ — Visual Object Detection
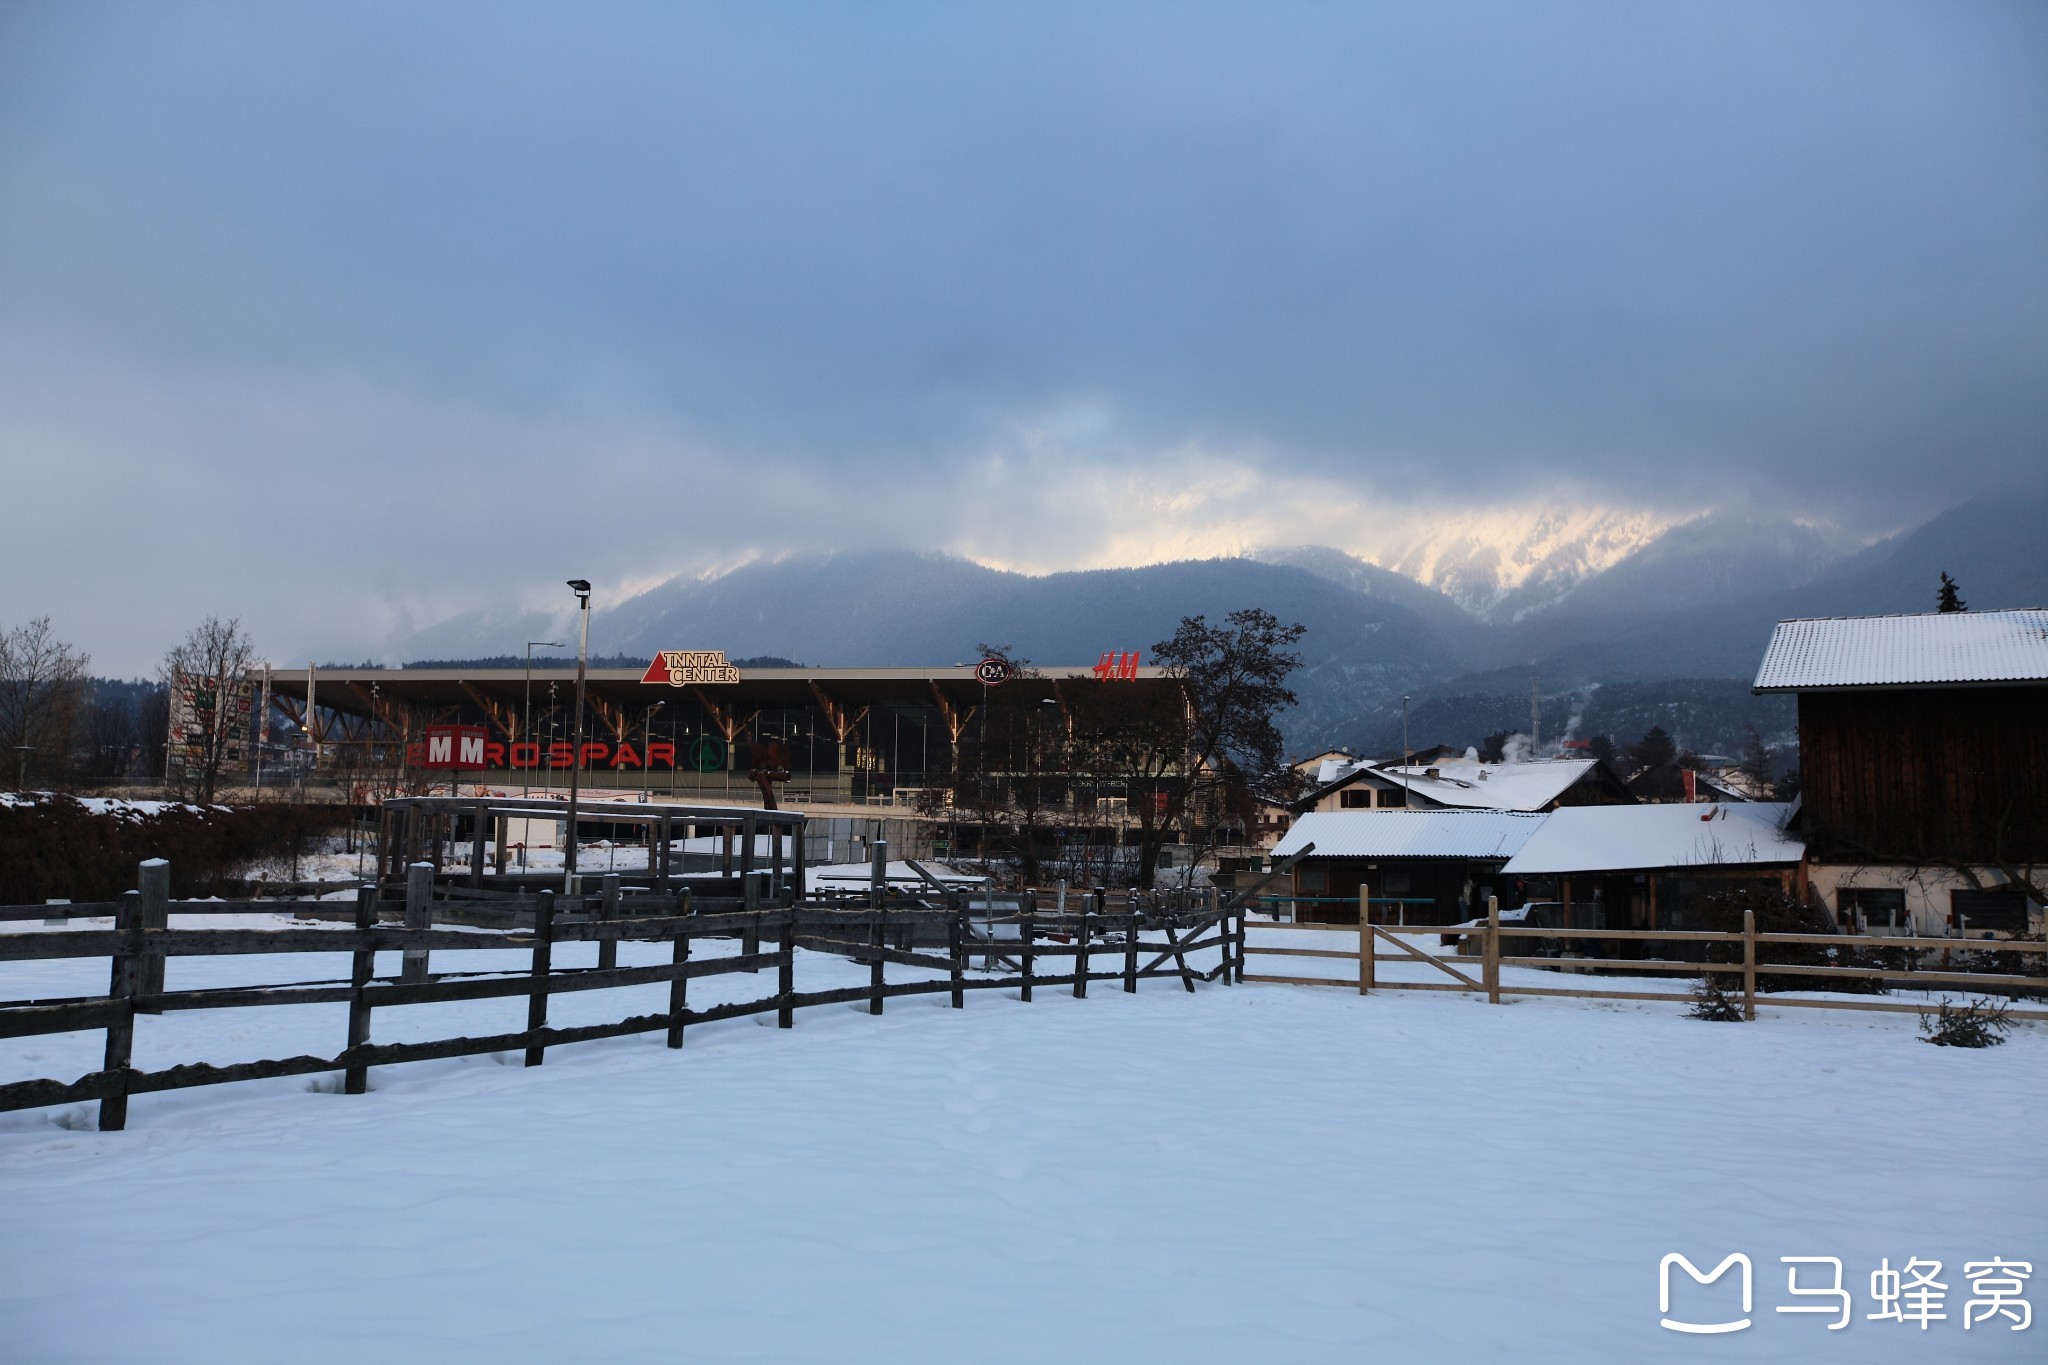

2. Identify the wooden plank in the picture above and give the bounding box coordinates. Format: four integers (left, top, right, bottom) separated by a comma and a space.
868, 914, 885, 1016
793, 936, 957, 974
137, 860, 169, 1006
666, 904, 690, 1050
1124, 910, 1140, 993
1742, 908, 1757, 1022
402, 861, 433, 985
98, 890, 141, 1131
949, 912, 965, 1009
778, 919, 795, 1029
0, 999, 127, 1040
1483, 898, 1500, 1006
1020, 900, 1035, 1003
598, 873, 621, 972
525, 890, 555, 1067
1244, 945, 1360, 961
345, 886, 375, 1095
1372, 926, 1482, 991
0, 902, 122, 921
1073, 908, 1091, 999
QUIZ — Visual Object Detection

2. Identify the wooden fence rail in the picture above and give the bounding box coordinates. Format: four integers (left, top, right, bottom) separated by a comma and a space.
1241, 894, 2048, 1021
0, 864, 1245, 1130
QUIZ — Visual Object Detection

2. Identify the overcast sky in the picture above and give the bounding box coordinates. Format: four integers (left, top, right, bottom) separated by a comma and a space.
3, 0, 2044, 673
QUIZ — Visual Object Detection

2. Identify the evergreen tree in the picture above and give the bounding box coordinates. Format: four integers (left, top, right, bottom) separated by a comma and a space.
1937, 572, 1966, 613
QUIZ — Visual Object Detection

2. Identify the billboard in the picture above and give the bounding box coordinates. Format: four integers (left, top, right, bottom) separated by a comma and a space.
166, 670, 257, 775
420, 725, 489, 771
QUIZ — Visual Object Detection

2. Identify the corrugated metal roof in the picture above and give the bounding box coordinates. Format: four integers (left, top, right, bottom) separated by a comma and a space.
1753, 609, 2048, 691
1273, 810, 1549, 861
1501, 802, 1803, 874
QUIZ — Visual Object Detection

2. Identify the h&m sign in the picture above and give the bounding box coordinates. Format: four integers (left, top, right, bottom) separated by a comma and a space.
640, 650, 742, 686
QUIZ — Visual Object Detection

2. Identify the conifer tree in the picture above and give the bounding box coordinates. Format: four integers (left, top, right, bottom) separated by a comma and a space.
1937, 572, 1966, 613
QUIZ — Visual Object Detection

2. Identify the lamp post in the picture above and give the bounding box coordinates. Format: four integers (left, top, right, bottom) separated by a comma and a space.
1401, 695, 1411, 771
14, 745, 32, 790
523, 640, 563, 797
563, 580, 592, 891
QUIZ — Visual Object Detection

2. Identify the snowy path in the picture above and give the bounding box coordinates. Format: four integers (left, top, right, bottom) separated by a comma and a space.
1, 935, 2042, 1362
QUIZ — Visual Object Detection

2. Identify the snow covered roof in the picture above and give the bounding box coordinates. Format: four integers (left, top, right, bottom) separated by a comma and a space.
1753, 609, 2048, 691
1273, 810, 1548, 861
1306, 757, 1606, 813
1501, 802, 1803, 874
1374, 757, 1604, 812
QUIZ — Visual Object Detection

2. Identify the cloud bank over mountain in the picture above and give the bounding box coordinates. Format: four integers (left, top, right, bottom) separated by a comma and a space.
2, 3, 2043, 672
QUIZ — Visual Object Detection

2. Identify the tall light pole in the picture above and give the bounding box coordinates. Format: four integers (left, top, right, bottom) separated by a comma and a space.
563, 580, 592, 892
524, 640, 563, 797
1401, 695, 1411, 771
14, 745, 33, 790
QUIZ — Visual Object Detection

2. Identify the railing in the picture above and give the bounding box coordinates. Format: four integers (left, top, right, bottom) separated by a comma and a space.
1242, 898, 2048, 1020
0, 864, 1244, 1130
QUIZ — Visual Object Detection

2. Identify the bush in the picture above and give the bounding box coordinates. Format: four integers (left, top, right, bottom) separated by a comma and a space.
1686, 974, 1745, 1022
0, 795, 349, 902
1691, 886, 1890, 994
1918, 997, 2013, 1048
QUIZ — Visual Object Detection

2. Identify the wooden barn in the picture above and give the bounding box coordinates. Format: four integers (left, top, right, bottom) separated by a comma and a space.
1268, 809, 1549, 924
1499, 801, 1806, 931
1753, 609, 2048, 935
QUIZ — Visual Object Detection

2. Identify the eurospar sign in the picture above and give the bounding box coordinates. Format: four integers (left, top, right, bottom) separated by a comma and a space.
419, 725, 488, 770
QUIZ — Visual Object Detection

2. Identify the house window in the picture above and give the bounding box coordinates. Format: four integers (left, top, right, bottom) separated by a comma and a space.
1952, 887, 2028, 933
1379, 787, 1407, 809
1340, 789, 1371, 809
1297, 866, 1327, 895
1837, 887, 1905, 930
1382, 872, 1411, 896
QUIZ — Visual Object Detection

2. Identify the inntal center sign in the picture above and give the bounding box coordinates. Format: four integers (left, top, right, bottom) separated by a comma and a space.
640, 650, 742, 686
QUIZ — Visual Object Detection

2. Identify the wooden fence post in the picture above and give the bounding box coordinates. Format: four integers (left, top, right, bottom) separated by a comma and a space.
1742, 908, 1757, 1022
1357, 882, 1372, 995
1073, 902, 1091, 999
403, 861, 433, 985
344, 884, 376, 1094
1484, 895, 1501, 1005
97, 888, 142, 1132
1124, 908, 1140, 993
743, 871, 761, 968
666, 889, 691, 1049
778, 913, 795, 1028
598, 873, 621, 971
137, 858, 169, 1007
949, 909, 965, 1009
525, 889, 555, 1067
868, 912, 886, 1016
1020, 894, 1035, 1003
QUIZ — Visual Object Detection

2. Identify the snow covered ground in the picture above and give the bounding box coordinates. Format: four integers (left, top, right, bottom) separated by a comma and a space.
1, 924, 2041, 1363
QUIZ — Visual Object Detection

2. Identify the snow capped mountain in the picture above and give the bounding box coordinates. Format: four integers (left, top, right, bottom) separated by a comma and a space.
1356, 504, 1679, 620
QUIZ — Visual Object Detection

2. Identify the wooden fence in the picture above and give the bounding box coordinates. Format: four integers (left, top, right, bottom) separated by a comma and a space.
0, 863, 1246, 1131
1243, 892, 2048, 1020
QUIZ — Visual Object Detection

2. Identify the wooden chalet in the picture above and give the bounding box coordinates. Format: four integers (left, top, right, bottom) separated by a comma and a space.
1753, 609, 2048, 935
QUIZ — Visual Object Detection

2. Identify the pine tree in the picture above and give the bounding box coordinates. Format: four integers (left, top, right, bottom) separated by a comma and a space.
1937, 572, 1966, 613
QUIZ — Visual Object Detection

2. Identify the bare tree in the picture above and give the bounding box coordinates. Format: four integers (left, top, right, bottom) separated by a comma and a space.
0, 617, 90, 789
160, 616, 257, 803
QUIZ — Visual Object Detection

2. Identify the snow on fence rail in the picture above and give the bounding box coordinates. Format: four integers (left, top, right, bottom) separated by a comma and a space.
0, 863, 1246, 1131
1243, 893, 2048, 1019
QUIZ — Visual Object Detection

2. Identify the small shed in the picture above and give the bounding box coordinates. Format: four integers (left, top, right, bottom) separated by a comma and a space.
1270, 809, 1549, 924
1500, 801, 1805, 930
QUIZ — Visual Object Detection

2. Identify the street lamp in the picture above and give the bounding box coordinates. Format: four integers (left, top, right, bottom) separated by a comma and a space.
563, 579, 592, 892
14, 745, 32, 790
524, 640, 564, 797
1401, 695, 1411, 771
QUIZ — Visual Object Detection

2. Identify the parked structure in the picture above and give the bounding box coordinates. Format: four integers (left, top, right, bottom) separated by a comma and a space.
1499, 801, 1805, 930
1753, 609, 2048, 935
1270, 809, 1548, 924
1296, 754, 1633, 815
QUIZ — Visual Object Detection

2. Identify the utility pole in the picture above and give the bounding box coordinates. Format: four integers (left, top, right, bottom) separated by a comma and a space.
563, 580, 592, 892
1530, 677, 1541, 757
1401, 695, 1410, 770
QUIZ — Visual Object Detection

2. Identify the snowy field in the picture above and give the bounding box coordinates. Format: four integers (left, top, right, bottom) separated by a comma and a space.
1, 922, 2042, 1363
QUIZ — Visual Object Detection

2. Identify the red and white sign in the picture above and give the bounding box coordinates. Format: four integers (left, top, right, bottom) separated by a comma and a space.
1092, 650, 1141, 681
640, 650, 742, 686
422, 724, 489, 770
975, 656, 1013, 686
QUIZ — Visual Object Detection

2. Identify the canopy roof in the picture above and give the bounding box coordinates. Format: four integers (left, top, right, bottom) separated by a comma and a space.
1501, 802, 1803, 874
